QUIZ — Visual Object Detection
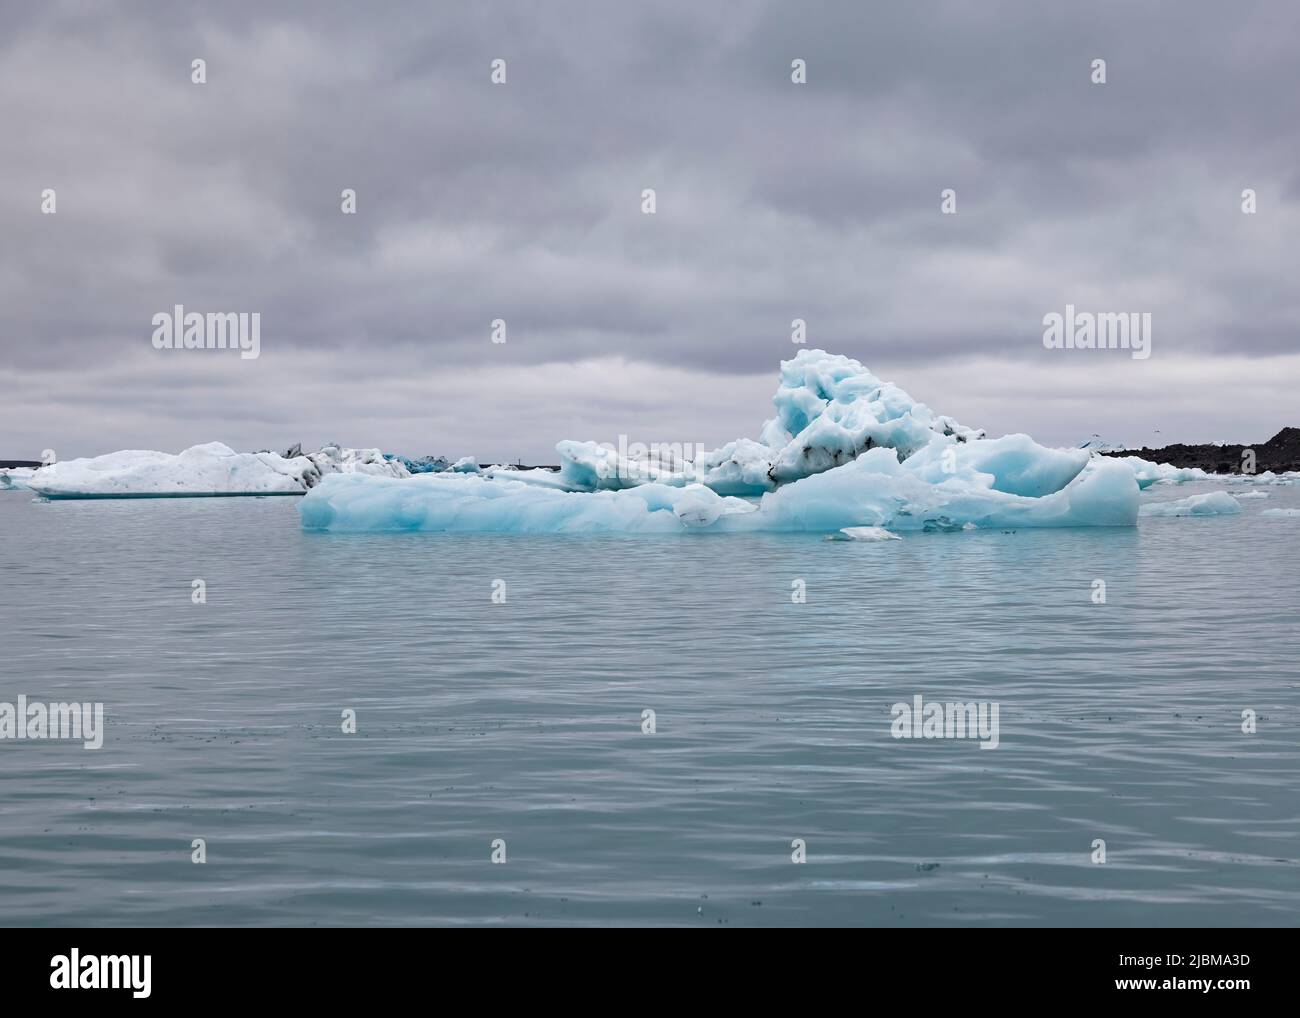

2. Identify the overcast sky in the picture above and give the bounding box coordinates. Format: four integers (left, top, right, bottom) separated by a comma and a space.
2, 0, 1297, 462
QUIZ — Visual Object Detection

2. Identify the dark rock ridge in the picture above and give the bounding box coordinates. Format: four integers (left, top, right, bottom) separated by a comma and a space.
1101, 428, 1300, 474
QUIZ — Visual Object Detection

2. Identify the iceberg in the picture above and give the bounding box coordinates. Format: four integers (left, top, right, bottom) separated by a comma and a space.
1078, 436, 1126, 453
304, 444, 410, 482
301, 450, 1138, 534
1115, 457, 1211, 488
1260, 507, 1300, 518
26, 442, 408, 499
552, 350, 986, 493
1116, 461, 1300, 488
386, 453, 450, 474
300, 349, 1142, 535
1139, 491, 1242, 517
0, 467, 36, 490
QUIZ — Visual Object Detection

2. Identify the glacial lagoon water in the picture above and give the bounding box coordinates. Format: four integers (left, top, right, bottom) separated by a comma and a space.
0, 481, 1296, 927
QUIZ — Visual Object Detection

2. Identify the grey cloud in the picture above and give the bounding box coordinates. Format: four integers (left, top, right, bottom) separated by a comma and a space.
0, 0, 1297, 459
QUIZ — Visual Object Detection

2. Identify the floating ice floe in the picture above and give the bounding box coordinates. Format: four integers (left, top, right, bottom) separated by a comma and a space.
301, 349, 1142, 534
1224, 470, 1298, 486
828, 526, 902, 542
26, 442, 408, 499
1113, 457, 1211, 489
1260, 507, 1300, 518
1138, 491, 1242, 517
1113, 460, 1300, 489
1234, 491, 1270, 499
0, 467, 36, 490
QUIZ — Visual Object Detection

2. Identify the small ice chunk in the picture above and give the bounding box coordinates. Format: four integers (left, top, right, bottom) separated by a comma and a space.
1139, 491, 1241, 517
835, 526, 902, 541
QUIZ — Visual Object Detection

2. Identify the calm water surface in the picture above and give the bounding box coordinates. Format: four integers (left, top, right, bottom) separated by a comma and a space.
0, 481, 1296, 926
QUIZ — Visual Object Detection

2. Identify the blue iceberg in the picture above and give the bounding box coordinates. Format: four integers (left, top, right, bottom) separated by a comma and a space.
301, 350, 1142, 534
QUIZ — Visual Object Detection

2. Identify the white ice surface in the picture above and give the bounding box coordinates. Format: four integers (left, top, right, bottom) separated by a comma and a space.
26, 442, 407, 498
1138, 491, 1242, 517
1115, 457, 1211, 488
552, 350, 989, 494
0, 467, 36, 490
831, 526, 902, 541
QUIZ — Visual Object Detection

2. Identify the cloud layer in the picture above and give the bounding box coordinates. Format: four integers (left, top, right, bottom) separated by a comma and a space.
2, 0, 1297, 460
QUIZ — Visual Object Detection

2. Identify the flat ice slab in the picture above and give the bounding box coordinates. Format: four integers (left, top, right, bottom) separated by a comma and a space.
26, 442, 407, 499
1139, 491, 1242, 517
829, 526, 902, 541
